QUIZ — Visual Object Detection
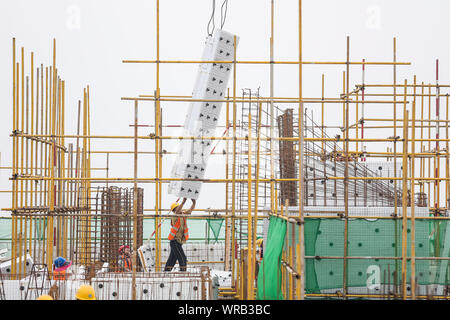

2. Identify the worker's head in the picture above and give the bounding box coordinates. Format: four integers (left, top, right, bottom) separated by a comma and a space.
75, 284, 96, 300
171, 202, 179, 212
37, 294, 53, 300
54, 256, 71, 269
256, 238, 263, 247
118, 245, 130, 255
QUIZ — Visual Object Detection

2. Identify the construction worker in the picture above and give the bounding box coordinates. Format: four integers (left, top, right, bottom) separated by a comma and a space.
256, 238, 264, 261
118, 245, 132, 272
37, 294, 53, 300
255, 238, 264, 278
53, 256, 72, 280
75, 284, 96, 300
164, 198, 196, 272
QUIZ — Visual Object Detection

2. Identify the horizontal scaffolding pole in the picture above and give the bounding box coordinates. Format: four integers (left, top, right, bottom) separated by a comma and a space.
122, 59, 411, 66
121, 96, 408, 104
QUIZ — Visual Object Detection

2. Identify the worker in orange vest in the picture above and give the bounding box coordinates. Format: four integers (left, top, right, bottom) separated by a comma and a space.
118, 245, 132, 272
164, 198, 196, 272
53, 257, 72, 280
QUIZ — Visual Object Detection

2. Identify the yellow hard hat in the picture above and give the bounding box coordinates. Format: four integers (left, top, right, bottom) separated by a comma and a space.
256, 238, 263, 246
37, 294, 53, 300
75, 284, 96, 300
170, 202, 179, 211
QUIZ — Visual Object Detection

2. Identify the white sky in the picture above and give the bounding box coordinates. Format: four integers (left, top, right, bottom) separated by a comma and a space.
1, 0, 449, 216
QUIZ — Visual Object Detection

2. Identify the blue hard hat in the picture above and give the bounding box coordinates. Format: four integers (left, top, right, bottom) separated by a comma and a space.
54, 257, 67, 268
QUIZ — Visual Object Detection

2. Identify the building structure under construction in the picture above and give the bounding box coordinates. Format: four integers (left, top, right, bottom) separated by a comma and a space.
1, 0, 450, 300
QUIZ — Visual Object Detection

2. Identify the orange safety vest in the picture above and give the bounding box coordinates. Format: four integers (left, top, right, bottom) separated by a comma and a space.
53, 268, 66, 280
168, 217, 189, 241
120, 254, 132, 271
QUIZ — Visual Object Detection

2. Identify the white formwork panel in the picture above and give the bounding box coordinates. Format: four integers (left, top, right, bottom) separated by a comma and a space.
169, 29, 239, 200
210, 269, 232, 287
138, 244, 155, 271
92, 276, 207, 300
0, 254, 33, 276
2, 274, 211, 300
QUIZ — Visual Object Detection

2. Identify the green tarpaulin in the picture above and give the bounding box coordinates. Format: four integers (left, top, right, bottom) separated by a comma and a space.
207, 218, 224, 243
256, 216, 286, 300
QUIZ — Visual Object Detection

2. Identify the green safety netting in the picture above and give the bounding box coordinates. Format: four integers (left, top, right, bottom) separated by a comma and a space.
207, 218, 224, 243
256, 216, 286, 300
256, 217, 450, 296
298, 218, 450, 293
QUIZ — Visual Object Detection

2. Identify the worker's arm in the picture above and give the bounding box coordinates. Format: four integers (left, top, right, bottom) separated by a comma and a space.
185, 199, 196, 215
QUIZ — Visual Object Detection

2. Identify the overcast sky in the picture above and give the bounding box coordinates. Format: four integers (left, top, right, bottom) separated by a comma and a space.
1, 0, 449, 216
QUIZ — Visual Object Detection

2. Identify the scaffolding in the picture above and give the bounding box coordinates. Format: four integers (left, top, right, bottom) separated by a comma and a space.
3, 0, 450, 300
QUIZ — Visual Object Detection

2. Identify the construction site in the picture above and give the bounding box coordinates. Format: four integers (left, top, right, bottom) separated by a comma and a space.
1, 0, 450, 301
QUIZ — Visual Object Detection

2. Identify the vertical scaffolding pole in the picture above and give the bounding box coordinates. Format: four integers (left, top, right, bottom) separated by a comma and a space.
401, 80, 409, 299
297, 0, 305, 300
19, 46, 24, 278
29, 52, 34, 266
247, 112, 253, 299
154, 0, 161, 272
411, 75, 417, 300
254, 100, 262, 294
11, 38, 17, 277
435, 60, 440, 211
132, 100, 138, 300
428, 85, 431, 212
225, 90, 230, 271
231, 35, 237, 290
361, 58, 365, 162
393, 38, 400, 294
270, 0, 275, 215
446, 95, 449, 208
420, 83, 424, 196
322, 74, 327, 206
342, 36, 350, 299
47, 39, 57, 270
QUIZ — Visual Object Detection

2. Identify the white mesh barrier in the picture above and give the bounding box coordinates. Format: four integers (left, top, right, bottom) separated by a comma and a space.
4, 269, 214, 300
148, 241, 226, 271
302, 206, 430, 218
